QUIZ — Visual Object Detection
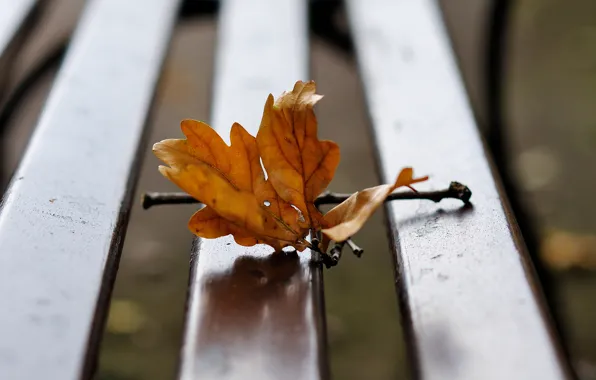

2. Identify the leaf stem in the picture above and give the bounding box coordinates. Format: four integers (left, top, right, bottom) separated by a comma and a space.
141, 181, 472, 210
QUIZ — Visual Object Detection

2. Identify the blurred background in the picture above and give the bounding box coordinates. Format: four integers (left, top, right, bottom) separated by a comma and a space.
1, 0, 595, 379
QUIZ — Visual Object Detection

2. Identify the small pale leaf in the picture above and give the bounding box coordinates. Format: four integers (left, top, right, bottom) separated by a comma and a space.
321, 168, 428, 243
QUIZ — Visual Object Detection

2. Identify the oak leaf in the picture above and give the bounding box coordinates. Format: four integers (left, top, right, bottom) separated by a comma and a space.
257, 81, 340, 230
154, 120, 310, 251
153, 80, 427, 253
153, 81, 339, 251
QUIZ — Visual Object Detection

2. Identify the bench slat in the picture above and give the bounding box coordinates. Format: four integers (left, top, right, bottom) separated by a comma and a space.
346, 1, 571, 379
177, 1, 328, 379
0, 0, 180, 379
0, 0, 37, 74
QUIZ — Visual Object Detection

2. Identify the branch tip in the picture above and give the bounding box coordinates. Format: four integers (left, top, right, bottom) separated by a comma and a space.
346, 238, 364, 258
329, 241, 345, 266
449, 181, 472, 204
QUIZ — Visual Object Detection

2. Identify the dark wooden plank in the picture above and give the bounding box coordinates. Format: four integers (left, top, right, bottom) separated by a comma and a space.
0, 0, 180, 379
0, 0, 37, 53
0, 0, 38, 77
346, 1, 572, 379
177, 1, 328, 379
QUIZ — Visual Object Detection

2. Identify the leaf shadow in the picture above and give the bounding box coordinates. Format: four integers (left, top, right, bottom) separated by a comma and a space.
390, 202, 475, 231
191, 250, 314, 377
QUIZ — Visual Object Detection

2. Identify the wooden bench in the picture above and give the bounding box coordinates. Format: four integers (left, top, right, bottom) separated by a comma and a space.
0, 0, 573, 379
0, 0, 38, 101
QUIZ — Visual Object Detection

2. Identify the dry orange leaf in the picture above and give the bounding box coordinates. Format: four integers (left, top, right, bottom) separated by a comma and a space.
322, 168, 428, 244
257, 81, 340, 230
153, 80, 427, 252
154, 120, 310, 251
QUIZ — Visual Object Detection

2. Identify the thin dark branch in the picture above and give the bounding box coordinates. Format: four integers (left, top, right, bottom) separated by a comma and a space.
346, 238, 364, 258
310, 231, 320, 252
328, 241, 345, 267
309, 229, 337, 268
319, 237, 362, 268
315, 181, 472, 207
141, 181, 472, 209
141, 192, 201, 209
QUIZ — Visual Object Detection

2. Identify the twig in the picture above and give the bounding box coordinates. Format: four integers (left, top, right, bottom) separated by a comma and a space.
310, 230, 337, 268
317, 237, 362, 268
310, 232, 320, 252
346, 238, 364, 258
141, 192, 200, 209
328, 241, 345, 267
141, 181, 472, 209
315, 181, 472, 207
